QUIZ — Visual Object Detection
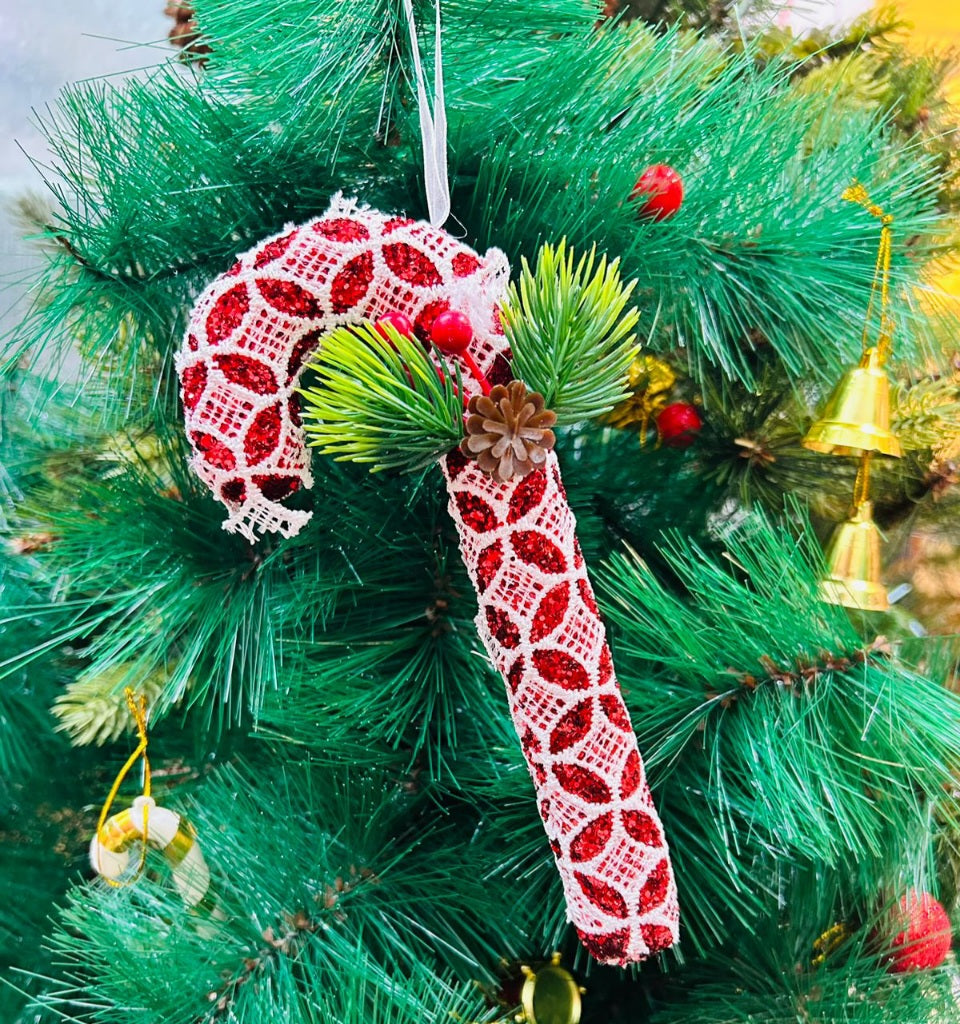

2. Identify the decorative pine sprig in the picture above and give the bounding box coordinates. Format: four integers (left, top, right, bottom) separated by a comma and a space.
299, 324, 464, 474
501, 241, 640, 423
51, 665, 169, 747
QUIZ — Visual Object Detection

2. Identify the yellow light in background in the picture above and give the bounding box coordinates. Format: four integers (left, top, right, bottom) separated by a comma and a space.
888, 0, 960, 302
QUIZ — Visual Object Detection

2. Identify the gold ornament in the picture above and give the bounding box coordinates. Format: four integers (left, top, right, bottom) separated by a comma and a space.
92, 796, 210, 906
807, 184, 903, 609
90, 688, 211, 905
517, 955, 584, 1024
820, 498, 889, 612
606, 354, 676, 438
803, 347, 902, 457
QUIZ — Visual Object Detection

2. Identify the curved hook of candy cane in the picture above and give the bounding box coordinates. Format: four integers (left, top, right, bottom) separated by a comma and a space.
176, 197, 512, 543
90, 795, 211, 907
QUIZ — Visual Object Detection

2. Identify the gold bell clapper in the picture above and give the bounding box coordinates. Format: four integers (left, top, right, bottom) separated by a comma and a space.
819, 498, 889, 612
803, 346, 902, 458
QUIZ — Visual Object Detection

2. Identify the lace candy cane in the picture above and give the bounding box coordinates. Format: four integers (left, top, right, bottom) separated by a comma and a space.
175, 196, 678, 963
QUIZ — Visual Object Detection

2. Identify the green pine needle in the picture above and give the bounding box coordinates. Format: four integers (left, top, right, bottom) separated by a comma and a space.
501, 240, 640, 423
299, 323, 464, 473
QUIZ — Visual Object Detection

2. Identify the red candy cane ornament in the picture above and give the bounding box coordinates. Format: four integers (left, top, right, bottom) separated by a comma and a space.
176, 195, 679, 964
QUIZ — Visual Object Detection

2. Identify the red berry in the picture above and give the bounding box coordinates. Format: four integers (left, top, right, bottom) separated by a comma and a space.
430, 310, 473, 354
374, 311, 414, 342
886, 890, 952, 973
656, 402, 702, 448
631, 165, 684, 221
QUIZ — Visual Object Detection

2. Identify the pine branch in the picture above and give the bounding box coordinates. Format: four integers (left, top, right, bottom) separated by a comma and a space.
501, 241, 640, 422
31, 761, 524, 1023
597, 500, 960, 873
300, 323, 464, 473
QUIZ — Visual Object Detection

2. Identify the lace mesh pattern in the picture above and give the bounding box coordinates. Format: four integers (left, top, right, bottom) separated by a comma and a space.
444, 450, 679, 964
176, 198, 678, 963
176, 194, 510, 541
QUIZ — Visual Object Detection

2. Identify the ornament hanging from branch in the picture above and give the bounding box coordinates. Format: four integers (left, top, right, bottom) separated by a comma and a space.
90, 689, 210, 907
803, 183, 903, 611
175, 196, 678, 965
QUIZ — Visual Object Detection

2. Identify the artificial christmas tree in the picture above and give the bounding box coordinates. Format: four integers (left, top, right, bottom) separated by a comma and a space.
2, 1, 960, 1022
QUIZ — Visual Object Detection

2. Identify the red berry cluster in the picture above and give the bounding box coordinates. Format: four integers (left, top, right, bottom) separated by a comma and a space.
375, 309, 490, 395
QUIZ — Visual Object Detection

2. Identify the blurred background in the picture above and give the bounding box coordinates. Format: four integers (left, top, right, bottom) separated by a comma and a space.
0, 4, 167, 335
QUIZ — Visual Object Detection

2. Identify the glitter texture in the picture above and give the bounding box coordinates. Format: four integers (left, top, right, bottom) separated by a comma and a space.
600, 694, 633, 731
452, 252, 481, 277
576, 872, 629, 918
533, 648, 590, 691
554, 763, 612, 803
511, 530, 567, 573
548, 699, 593, 753
180, 363, 207, 410
476, 540, 503, 593
640, 924, 675, 953
455, 492, 499, 533
253, 231, 296, 268
330, 252, 375, 313
313, 218, 370, 242
206, 283, 249, 344
622, 810, 662, 846
214, 354, 278, 394
244, 404, 282, 464
570, 812, 613, 862
531, 582, 570, 641
485, 605, 521, 649
221, 479, 246, 503
507, 469, 548, 524
258, 278, 326, 319
383, 242, 443, 286
620, 750, 641, 799
639, 860, 670, 908
177, 197, 674, 966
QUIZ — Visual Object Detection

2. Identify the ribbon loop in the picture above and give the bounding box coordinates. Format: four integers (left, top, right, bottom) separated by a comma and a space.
403, 0, 450, 227
843, 181, 894, 361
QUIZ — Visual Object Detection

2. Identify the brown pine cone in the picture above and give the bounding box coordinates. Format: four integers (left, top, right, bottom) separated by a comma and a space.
460, 380, 557, 482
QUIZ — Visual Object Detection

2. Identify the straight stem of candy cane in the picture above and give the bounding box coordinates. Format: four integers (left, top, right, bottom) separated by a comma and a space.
442, 450, 679, 964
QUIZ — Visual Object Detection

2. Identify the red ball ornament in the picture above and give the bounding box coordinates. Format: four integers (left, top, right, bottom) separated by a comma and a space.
656, 402, 702, 448
631, 164, 684, 221
885, 890, 952, 974
430, 310, 473, 354
374, 311, 414, 341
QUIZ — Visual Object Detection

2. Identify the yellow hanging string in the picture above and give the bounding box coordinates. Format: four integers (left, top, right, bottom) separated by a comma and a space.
95, 688, 152, 886
842, 182, 894, 363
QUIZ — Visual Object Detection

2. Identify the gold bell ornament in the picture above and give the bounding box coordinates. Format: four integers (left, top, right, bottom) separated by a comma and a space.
803, 346, 902, 457
517, 955, 584, 1024
90, 688, 211, 907
819, 498, 888, 612
804, 184, 904, 611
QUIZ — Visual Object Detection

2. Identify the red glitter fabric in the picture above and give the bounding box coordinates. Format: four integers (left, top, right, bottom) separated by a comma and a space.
176, 196, 678, 964
443, 448, 678, 963
176, 195, 510, 540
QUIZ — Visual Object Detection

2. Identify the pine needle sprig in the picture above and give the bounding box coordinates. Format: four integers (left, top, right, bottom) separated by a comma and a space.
51, 665, 169, 747
299, 323, 464, 473
501, 241, 640, 423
